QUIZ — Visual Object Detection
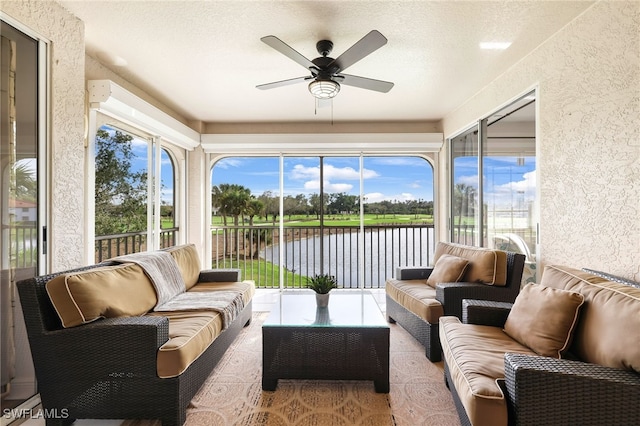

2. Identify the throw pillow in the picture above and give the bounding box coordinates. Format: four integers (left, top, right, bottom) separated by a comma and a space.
504, 283, 585, 358
426, 254, 470, 287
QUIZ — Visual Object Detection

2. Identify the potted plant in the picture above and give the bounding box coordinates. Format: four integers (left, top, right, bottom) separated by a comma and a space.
306, 274, 338, 307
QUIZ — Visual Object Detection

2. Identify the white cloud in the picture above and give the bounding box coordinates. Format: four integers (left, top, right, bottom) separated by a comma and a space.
303, 180, 354, 193
456, 175, 479, 188
363, 192, 416, 203
215, 158, 244, 169
290, 163, 378, 195
364, 192, 385, 203
290, 164, 378, 181
485, 171, 536, 208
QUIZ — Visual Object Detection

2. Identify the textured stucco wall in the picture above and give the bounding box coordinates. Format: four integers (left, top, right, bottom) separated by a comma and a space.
2, 0, 86, 270
442, 1, 640, 280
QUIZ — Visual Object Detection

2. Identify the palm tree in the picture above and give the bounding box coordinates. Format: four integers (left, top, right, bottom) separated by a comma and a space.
13, 162, 37, 201
211, 184, 252, 254
454, 183, 477, 242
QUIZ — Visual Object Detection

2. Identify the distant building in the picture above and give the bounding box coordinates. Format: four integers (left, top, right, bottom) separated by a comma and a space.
9, 199, 37, 222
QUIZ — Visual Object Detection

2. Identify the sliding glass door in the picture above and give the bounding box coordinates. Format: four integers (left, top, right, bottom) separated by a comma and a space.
211, 154, 434, 289
450, 92, 537, 284
1, 19, 43, 411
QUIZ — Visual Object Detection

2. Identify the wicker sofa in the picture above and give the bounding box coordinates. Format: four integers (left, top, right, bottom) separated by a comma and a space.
385, 242, 525, 361
440, 265, 640, 426
17, 244, 255, 426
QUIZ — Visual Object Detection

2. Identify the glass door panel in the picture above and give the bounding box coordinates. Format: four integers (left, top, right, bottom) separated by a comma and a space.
363, 156, 435, 287
210, 156, 280, 285
450, 129, 480, 245
484, 95, 537, 282
1, 21, 40, 410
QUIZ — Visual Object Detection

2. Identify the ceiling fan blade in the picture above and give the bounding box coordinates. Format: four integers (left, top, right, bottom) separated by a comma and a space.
261, 35, 316, 70
329, 30, 388, 73
256, 76, 311, 90
336, 73, 394, 93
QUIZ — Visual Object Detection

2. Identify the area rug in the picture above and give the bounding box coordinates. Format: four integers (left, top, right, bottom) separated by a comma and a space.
179, 312, 460, 426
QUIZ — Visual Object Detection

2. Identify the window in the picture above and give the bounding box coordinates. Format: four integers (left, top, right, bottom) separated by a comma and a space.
211, 155, 434, 289
93, 122, 180, 260
450, 92, 537, 282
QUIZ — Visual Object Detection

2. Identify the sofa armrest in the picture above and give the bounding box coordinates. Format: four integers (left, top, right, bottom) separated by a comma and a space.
462, 299, 512, 326
39, 316, 169, 377
504, 353, 640, 425
199, 268, 241, 282
435, 281, 513, 318
394, 266, 433, 280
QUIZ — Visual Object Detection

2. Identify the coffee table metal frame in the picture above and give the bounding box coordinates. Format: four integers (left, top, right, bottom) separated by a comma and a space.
262, 291, 390, 393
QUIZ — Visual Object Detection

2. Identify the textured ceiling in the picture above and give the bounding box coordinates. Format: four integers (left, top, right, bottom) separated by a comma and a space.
59, 0, 594, 125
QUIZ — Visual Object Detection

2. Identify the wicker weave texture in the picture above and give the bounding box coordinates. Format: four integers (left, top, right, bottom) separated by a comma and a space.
262, 325, 390, 393
386, 294, 441, 361
505, 353, 640, 426
17, 265, 253, 426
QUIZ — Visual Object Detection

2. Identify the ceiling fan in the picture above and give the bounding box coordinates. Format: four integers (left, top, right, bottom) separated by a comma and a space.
257, 30, 394, 99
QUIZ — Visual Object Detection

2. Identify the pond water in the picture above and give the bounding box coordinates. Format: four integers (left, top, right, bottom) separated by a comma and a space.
262, 227, 435, 288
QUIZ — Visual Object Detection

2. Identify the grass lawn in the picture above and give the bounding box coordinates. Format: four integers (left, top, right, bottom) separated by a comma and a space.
211, 258, 309, 288
211, 213, 434, 227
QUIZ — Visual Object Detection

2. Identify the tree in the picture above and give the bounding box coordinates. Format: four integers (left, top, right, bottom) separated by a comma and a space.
13, 162, 37, 202
94, 129, 147, 236
454, 183, 476, 227
211, 183, 252, 254
258, 191, 279, 223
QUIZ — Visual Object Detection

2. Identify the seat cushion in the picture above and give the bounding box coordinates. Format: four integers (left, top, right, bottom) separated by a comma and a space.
504, 283, 584, 358
46, 263, 157, 328
426, 254, 470, 287
434, 242, 508, 286
440, 316, 537, 426
147, 310, 223, 378
386, 279, 444, 323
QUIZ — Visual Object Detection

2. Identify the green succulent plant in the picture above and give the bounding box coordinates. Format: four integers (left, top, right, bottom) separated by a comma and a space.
306, 274, 338, 294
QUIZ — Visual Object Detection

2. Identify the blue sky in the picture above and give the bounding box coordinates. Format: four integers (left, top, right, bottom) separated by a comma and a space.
454, 156, 536, 208
211, 156, 435, 203
109, 125, 536, 208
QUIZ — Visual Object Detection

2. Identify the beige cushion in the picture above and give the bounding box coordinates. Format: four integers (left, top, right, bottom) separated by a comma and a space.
434, 242, 508, 286
386, 279, 444, 323
440, 316, 537, 426
165, 244, 201, 290
504, 283, 584, 358
426, 254, 470, 287
46, 263, 157, 328
540, 265, 640, 372
148, 310, 223, 378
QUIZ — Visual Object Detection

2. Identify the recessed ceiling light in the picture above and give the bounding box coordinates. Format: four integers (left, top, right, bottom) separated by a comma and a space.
480, 42, 512, 50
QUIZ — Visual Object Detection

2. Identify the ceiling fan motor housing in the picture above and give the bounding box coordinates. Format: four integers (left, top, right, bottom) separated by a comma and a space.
316, 40, 333, 56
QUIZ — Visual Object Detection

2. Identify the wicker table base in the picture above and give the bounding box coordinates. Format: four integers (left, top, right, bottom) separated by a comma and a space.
262, 291, 390, 393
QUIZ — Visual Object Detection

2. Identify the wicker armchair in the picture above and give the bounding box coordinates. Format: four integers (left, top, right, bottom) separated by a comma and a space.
446, 298, 640, 426
17, 262, 252, 426
386, 250, 525, 361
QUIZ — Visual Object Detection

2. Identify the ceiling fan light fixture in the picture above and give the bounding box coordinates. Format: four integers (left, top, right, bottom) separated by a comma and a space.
308, 79, 340, 99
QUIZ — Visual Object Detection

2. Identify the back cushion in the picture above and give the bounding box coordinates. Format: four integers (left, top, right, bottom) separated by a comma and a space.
46, 263, 157, 328
540, 265, 640, 373
434, 242, 508, 286
164, 244, 201, 290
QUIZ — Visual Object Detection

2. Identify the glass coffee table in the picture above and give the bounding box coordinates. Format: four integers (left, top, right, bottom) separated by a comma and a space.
262, 290, 390, 393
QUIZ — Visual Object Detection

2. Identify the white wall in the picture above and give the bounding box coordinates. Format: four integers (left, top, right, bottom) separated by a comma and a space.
442, 1, 640, 280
